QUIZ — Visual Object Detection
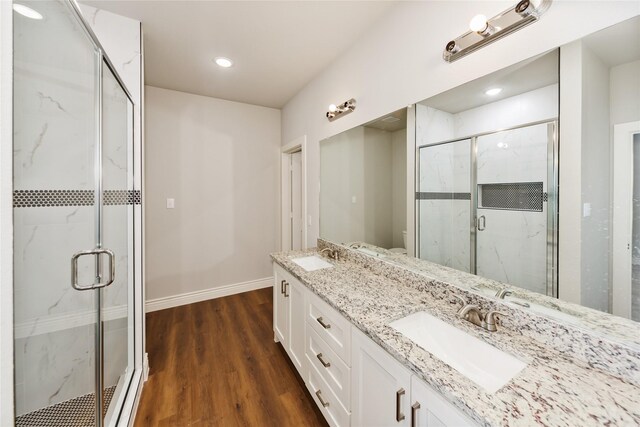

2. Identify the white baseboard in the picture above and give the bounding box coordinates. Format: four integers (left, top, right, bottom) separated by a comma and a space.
145, 276, 273, 313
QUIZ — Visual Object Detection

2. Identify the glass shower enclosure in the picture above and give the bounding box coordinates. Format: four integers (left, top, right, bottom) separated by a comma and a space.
417, 121, 558, 295
13, 1, 136, 425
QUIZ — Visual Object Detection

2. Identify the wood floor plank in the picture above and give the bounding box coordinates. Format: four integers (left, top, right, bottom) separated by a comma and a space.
134, 287, 328, 427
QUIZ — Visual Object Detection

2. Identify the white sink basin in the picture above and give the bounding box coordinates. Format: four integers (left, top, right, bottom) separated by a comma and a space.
389, 311, 526, 393
291, 255, 334, 272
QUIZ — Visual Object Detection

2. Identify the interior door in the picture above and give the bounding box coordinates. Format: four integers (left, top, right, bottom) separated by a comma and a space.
291, 151, 303, 250
612, 123, 640, 320
475, 123, 551, 295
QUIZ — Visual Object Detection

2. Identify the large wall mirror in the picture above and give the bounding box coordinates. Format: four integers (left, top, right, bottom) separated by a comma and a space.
319, 15, 640, 335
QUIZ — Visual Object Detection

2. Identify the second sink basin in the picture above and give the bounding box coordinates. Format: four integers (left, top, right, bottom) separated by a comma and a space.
291, 255, 334, 272
389, 311, 526, 393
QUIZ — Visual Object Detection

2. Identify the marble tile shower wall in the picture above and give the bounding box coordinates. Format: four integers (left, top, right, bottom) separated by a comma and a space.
12, 2, 137, 415
318, 238, 640, 386
416, 85, 558, 294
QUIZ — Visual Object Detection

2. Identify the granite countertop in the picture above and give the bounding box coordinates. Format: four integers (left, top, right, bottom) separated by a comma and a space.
271, 249, 640, 427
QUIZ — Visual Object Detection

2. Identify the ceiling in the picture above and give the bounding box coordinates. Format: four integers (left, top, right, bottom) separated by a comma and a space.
81, 1, 397, 108
364, 108, 407, 132
583, 16, 640, 67
421, 51, 559, 114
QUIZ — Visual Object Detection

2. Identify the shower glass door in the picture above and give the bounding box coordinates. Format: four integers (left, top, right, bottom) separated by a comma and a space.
417, 139, 472, 272
101, 61, 134, 424
417, 121, 557, 295
475, 123, 553, 295
13, 1, 134, 425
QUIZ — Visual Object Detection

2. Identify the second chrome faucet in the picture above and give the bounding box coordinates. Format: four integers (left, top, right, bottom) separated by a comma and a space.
452, 295, 508, 332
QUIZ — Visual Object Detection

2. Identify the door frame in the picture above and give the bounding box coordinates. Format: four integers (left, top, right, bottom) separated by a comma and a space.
612, 121, 640, 318
281, 136, 308, 251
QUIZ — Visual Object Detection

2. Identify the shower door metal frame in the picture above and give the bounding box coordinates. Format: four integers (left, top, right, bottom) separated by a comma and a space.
416, 118, 559, 297
65, 2, 136, 426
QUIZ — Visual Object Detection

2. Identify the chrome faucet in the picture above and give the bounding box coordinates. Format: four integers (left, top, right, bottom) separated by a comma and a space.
452, 294, 508, 332
319, 247, 339, 261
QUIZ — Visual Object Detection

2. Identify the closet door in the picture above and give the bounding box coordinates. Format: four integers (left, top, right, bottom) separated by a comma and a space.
475, 122, 552, 295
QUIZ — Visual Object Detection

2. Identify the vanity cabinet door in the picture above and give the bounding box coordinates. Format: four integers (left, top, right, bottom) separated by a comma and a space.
352, 327, 412, 427
287, 279, 306, 375
410, 376, 477, 427
273, 265, 289, 345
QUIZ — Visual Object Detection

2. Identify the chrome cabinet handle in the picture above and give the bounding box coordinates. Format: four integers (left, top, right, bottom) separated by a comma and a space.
411, 402, 421, 427
316, 316, 331, 329
280, 280, 286, 294
477, 215, 486, 231
315, 389, 330, 407
396, 388, 406, 422
316, 353, 331, 368
71, 248, 115, 291
284, 281, 289, 298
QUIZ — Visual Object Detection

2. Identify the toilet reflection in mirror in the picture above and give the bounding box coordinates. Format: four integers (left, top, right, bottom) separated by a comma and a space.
319, 16, 640, 326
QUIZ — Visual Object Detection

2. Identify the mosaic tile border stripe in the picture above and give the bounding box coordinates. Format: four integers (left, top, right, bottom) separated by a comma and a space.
13, 190, 141, 208
416, 192, 471, 200
15, 386, 115, 427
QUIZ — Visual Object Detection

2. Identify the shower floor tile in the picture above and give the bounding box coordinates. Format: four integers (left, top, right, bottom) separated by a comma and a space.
15, 386, 115, 427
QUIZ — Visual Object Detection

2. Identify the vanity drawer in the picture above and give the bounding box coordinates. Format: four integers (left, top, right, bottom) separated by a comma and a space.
306, 291, 351, 363
307, 326, 351, 410
307, 355, 351, 427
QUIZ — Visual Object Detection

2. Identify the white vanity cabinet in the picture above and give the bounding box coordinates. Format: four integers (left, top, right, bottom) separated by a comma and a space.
410, 376, 476, 427
351, 327, 412, 427
272, 262, 478, 427
273, 264, 306, 375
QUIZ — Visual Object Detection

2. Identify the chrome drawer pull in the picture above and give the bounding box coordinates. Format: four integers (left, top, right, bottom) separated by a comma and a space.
316, 352, 331, 368
315, 389, 330, 407
316, 316, 331, 329
396, 388, 406, 422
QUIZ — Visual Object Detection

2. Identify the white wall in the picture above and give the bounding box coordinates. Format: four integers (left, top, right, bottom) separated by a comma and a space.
144, 86, 280, 302
320, 126, 396, 248
610, 60, 640, 125
282, 0, 639, 250
580, 44, 611, 312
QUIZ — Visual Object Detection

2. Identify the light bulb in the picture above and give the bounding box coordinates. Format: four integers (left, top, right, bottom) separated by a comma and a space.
328, 104, 337, 113
214, 57, 233, 68
485, 88, 502, 96
13, 3, 43, 20
469, 14, 488, 33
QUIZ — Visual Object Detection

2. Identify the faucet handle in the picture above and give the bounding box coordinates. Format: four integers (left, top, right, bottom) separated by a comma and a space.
450, 294, 466, 307
484, 310, 509, 331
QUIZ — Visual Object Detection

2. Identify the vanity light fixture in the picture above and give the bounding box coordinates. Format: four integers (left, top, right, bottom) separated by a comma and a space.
485, 87, 502, 96
443, 0, 552, 63
13, 3, 43, 20
214, 57, 233, 68
326, 98, 356, 122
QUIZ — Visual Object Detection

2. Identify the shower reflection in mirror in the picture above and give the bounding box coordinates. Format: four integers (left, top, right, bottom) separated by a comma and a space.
416, 50, 558, 298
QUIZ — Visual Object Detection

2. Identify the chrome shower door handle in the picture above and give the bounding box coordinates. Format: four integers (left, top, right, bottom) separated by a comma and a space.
71, 248, 115, 291
477, 215, 486, 231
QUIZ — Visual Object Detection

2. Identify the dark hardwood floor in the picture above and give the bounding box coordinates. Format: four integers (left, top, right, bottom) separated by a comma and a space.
134, 287, 328, 426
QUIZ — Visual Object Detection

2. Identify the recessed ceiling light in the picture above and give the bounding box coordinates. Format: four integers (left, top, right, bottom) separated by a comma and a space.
214, 57, 233, 68
485, 87, 502, 96
13, 3, 43, 20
